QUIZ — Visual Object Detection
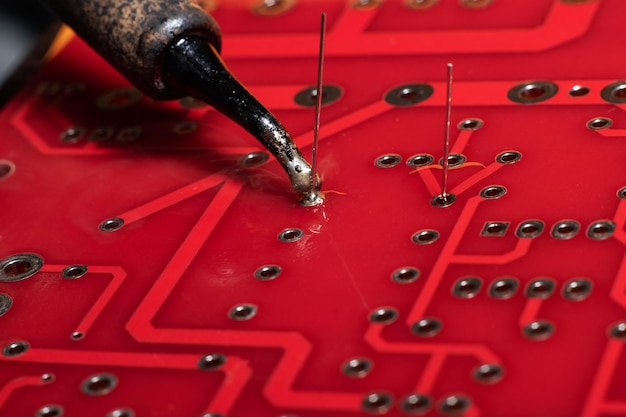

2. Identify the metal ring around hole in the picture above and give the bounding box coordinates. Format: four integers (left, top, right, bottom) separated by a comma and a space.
294, 84, 342, 107
488, 278, 519, 299
452, 277, 482, 299
457, 118, 483, 131
254, 265, 282, 280
107, 408, 135, 417
439, 394, 472, 415
562, 278, 593, 301
411, 317, 442, 337
62, 265, 88, 279
618, 187, 626, 199
0, 253, 44, 282
228, 304, 257, 320
342, 357, 373, 378
80, 373, 118, 396
587, 117, 613, 130
0, 293, 13, 316
438, 153, 466, 168
523, 320, 554, 341
516, 220, 544, 239
412, 229, 440, 245
401, 393, 432, 414
59, 126, 85, 143
392, 267, 420, 284
198, 353, 227, 371
404, 0, 439, 9
375, 154, 402, 168
384, 83, 434, 106
99, 218, 125, 232
507, 80, 558, 104
238, 152, 269, 168
36, 404, 64, 417
278, 228, 304, 242
2, 341, 29, 357
407, 153, 434, 168
551, 220, 580, 240
525, 278, 556, 299
601, 81, 626, 103
369, 307, 398, 324
472, 363, 504, 384
361, 392, 393, 413
495, 150, 522, 164
587, 220, 616, 240
479, 185, 507, 199
569, 85, 590, 96
481, 221, 509, 237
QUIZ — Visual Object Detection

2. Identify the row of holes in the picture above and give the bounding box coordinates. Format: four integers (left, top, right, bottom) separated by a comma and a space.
361, 391, 474, 415
479, 219, 617, 240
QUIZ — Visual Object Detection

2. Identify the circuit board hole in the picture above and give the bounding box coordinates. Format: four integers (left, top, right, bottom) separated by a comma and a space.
81, 373, 117, 396
369, 307, 398, 324
400, 393, 432, 413
439, 395, 471, 415
198, 353, 227, 371
36, 405, 64, 417
412, 229, 440, 244
392, 267, 420, 284
411, 318, 442, 337
2, 341, 29, 357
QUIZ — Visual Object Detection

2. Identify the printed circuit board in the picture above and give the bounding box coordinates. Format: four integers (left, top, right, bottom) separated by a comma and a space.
1, 0, 625, 416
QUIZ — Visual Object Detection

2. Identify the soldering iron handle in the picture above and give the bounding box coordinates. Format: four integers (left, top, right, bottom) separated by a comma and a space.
41, 0, 221, 99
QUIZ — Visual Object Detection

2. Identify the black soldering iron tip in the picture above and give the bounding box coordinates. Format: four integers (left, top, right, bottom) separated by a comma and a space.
161, 35, 314, 194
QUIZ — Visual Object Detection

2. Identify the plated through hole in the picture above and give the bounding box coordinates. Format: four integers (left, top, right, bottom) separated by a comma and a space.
411, 318, 442, 337
384, 83, 434, 106
342, 357, 373, 378
587, 117, 613, 130
569, 85, 590, 97
400, 393, 432, 414
99, 218, 124, 232
228, 304, 257, 320
507, 80, 558, 104
438, 153, 466, 168
562, 278, 593, 301
80, 373, 118, 396
439, 394, 471, 415
412, 229, 440, 245
375, 154, 402, 168
239, 152, 269, 168
369, 307, 398, 324
198, 353, 227, 371
36, 405, 64, 417
479, 185, 506, 199
481, 222, 509, 237
516, 220, 544, 238
107, 409, 135, 417
551, 220, 580, 239
0, 253, 44, 282
473, 363, 504, 384
392, 267, 420, 284
452, 277, 482, 299
525, 278, 555, 299
523, 321, 554, 341
278, 228, 304, 242
495, 151, 522, 164
457, 118, 483, 131
488, 278, 518, 299
2, 341, 29, 357
587, 220, 616, 240
407, 153, 434, 168
254, 265, 282, 280
62, 264, 88, 279
361, 392, 393, 413
294, 84, 342, 107
601, 81, 626, 103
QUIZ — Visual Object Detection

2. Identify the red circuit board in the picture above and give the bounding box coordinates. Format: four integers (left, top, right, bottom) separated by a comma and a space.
1, 0, 626, 416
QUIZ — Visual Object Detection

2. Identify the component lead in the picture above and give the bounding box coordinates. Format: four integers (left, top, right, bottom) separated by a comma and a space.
431, 63, 456, 208
301, 13, 327, 207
